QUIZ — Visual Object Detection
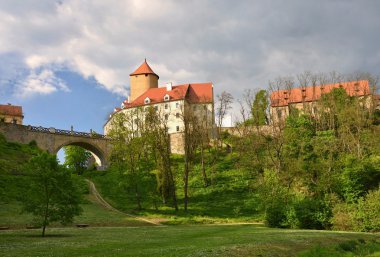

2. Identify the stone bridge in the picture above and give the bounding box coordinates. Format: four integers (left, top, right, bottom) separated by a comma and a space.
0, 122, 111, 169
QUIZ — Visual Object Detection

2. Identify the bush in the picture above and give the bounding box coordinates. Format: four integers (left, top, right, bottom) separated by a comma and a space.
292, 197, 332, 230
331, 187, 380, 232
265, 200, 288, 228
355, 187, 380, 232
331, 203, 355, 231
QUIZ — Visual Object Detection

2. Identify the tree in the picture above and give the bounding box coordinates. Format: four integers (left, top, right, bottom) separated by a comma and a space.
251, 89, 269, 126
108, 109, 154, 210
22, 152, 82, 237
216, 91, 234, 148
145, 107, 178, 210
63, 145, 92, 174
181, 104, 203, 211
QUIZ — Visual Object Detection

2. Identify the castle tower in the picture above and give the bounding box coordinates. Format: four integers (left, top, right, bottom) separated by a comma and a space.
129, 59, 159, 102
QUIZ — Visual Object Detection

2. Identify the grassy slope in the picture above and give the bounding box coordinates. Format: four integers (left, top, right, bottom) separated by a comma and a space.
86, 152, 262, 224
0, 225, 379, 257
0, 134, 150, 228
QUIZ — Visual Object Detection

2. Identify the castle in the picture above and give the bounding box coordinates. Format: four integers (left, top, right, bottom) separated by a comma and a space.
104, 60, 214, 153
270, 80, 378, 124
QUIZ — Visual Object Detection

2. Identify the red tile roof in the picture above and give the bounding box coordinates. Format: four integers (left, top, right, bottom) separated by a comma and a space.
122, 83, 213, 109
0, 104, 23, 117
270, 80, 371, 107
129, 59, 159, 78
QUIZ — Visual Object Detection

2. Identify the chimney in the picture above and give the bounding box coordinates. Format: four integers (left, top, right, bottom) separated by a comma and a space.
166, 82, 172, 91
127, 96, 130, 103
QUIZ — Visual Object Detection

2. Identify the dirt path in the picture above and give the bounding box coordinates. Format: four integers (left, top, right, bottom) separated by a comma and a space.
86, 179, 163, 226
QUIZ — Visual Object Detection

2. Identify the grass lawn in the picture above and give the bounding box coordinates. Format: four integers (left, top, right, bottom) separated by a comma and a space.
1, 224, 379, 257
0, 193, 152, 229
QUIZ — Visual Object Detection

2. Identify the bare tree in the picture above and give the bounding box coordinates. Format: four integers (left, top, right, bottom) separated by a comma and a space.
215, 91, 234, 149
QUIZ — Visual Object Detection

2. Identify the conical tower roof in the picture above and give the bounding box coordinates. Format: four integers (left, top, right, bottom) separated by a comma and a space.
130, 59, 159, 78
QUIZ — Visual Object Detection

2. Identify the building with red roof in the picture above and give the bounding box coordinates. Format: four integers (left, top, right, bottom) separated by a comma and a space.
104, 60, 214, 154
0, 104, 24, 125
270, 80, 375, 124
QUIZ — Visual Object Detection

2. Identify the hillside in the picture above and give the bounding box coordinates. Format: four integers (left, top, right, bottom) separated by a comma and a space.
85, 152, 263, 224
0, 133, 153, 228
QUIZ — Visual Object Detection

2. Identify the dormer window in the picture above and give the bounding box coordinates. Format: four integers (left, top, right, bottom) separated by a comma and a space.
164, 94, 170, 101
144, 97, 150, 104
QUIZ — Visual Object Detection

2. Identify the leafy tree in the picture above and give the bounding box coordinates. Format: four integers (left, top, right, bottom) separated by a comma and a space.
63, 145, 92, 174
145, 107, 178, 210
108, 109, 155, 210
22, 152, 82, 237
251, 89, 269, 126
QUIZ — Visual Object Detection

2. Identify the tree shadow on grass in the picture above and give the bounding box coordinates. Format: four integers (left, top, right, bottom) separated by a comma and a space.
23, 234, 74, 238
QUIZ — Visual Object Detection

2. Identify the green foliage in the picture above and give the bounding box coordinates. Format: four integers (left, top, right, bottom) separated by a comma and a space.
63, 145, 92, 174
258, 170, 290, 227
291, 196, 332, 230
355, 187, 380, 232
251, 89, 269, 125
21, 152, 82, 236
341, 155, 380, 203
298, 239, 380, 257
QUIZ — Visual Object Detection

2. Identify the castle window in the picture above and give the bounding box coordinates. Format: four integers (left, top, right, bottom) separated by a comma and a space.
176, 113, 180, 118
176, 102, 180, 108
164, 94, 170, 101
277, 110, 282, 119
176, 126, 180, 132
154, 105, 158, 111
165, 103, 169, 110
165, 114, 169, 120
145, 74, 148, 77
144, 97, 150, 104
13, 119, 17, 124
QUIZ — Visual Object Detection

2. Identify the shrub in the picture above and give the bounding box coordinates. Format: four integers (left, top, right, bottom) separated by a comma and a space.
331, 187, 380, 232
331, 203, 355, 231
355, 187, 380, 232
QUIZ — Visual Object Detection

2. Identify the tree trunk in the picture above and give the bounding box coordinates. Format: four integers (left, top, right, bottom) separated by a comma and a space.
200, 146, 208, 187
184, 157, 189, 211
42, 201, 49, 237
135, 184, 142, 210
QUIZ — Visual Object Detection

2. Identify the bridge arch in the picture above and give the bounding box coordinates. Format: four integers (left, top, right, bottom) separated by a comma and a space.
0, 123, 111, 170
55, 140, 108, 170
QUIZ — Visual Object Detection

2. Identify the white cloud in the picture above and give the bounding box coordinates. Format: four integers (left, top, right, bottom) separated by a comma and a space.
15, 69, 70, 98
0, 0, 379, 100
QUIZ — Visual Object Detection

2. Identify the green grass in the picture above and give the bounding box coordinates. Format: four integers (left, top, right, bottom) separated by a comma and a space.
0, 225, 379, 257
85, 152, 263, 224
299, 239, 380, 257
0, 194, 152, 229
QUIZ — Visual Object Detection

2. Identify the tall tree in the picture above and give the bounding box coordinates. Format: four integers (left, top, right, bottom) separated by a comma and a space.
108, 109, 153, 210
63, 145, 92, 174
145, 107, 178, 210
180, 104, 202, 211
22, 152, 82, 237
251, 89, 269, 126
216, 91, 234, 149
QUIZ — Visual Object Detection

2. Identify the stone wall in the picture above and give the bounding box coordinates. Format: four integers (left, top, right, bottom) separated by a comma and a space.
170, 132, 185, 154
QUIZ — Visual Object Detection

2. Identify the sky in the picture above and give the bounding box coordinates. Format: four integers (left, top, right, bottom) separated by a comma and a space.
1, 0, 380, 136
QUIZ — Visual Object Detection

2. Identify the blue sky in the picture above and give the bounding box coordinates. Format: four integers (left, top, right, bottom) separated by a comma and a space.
1, 0, 380, 161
